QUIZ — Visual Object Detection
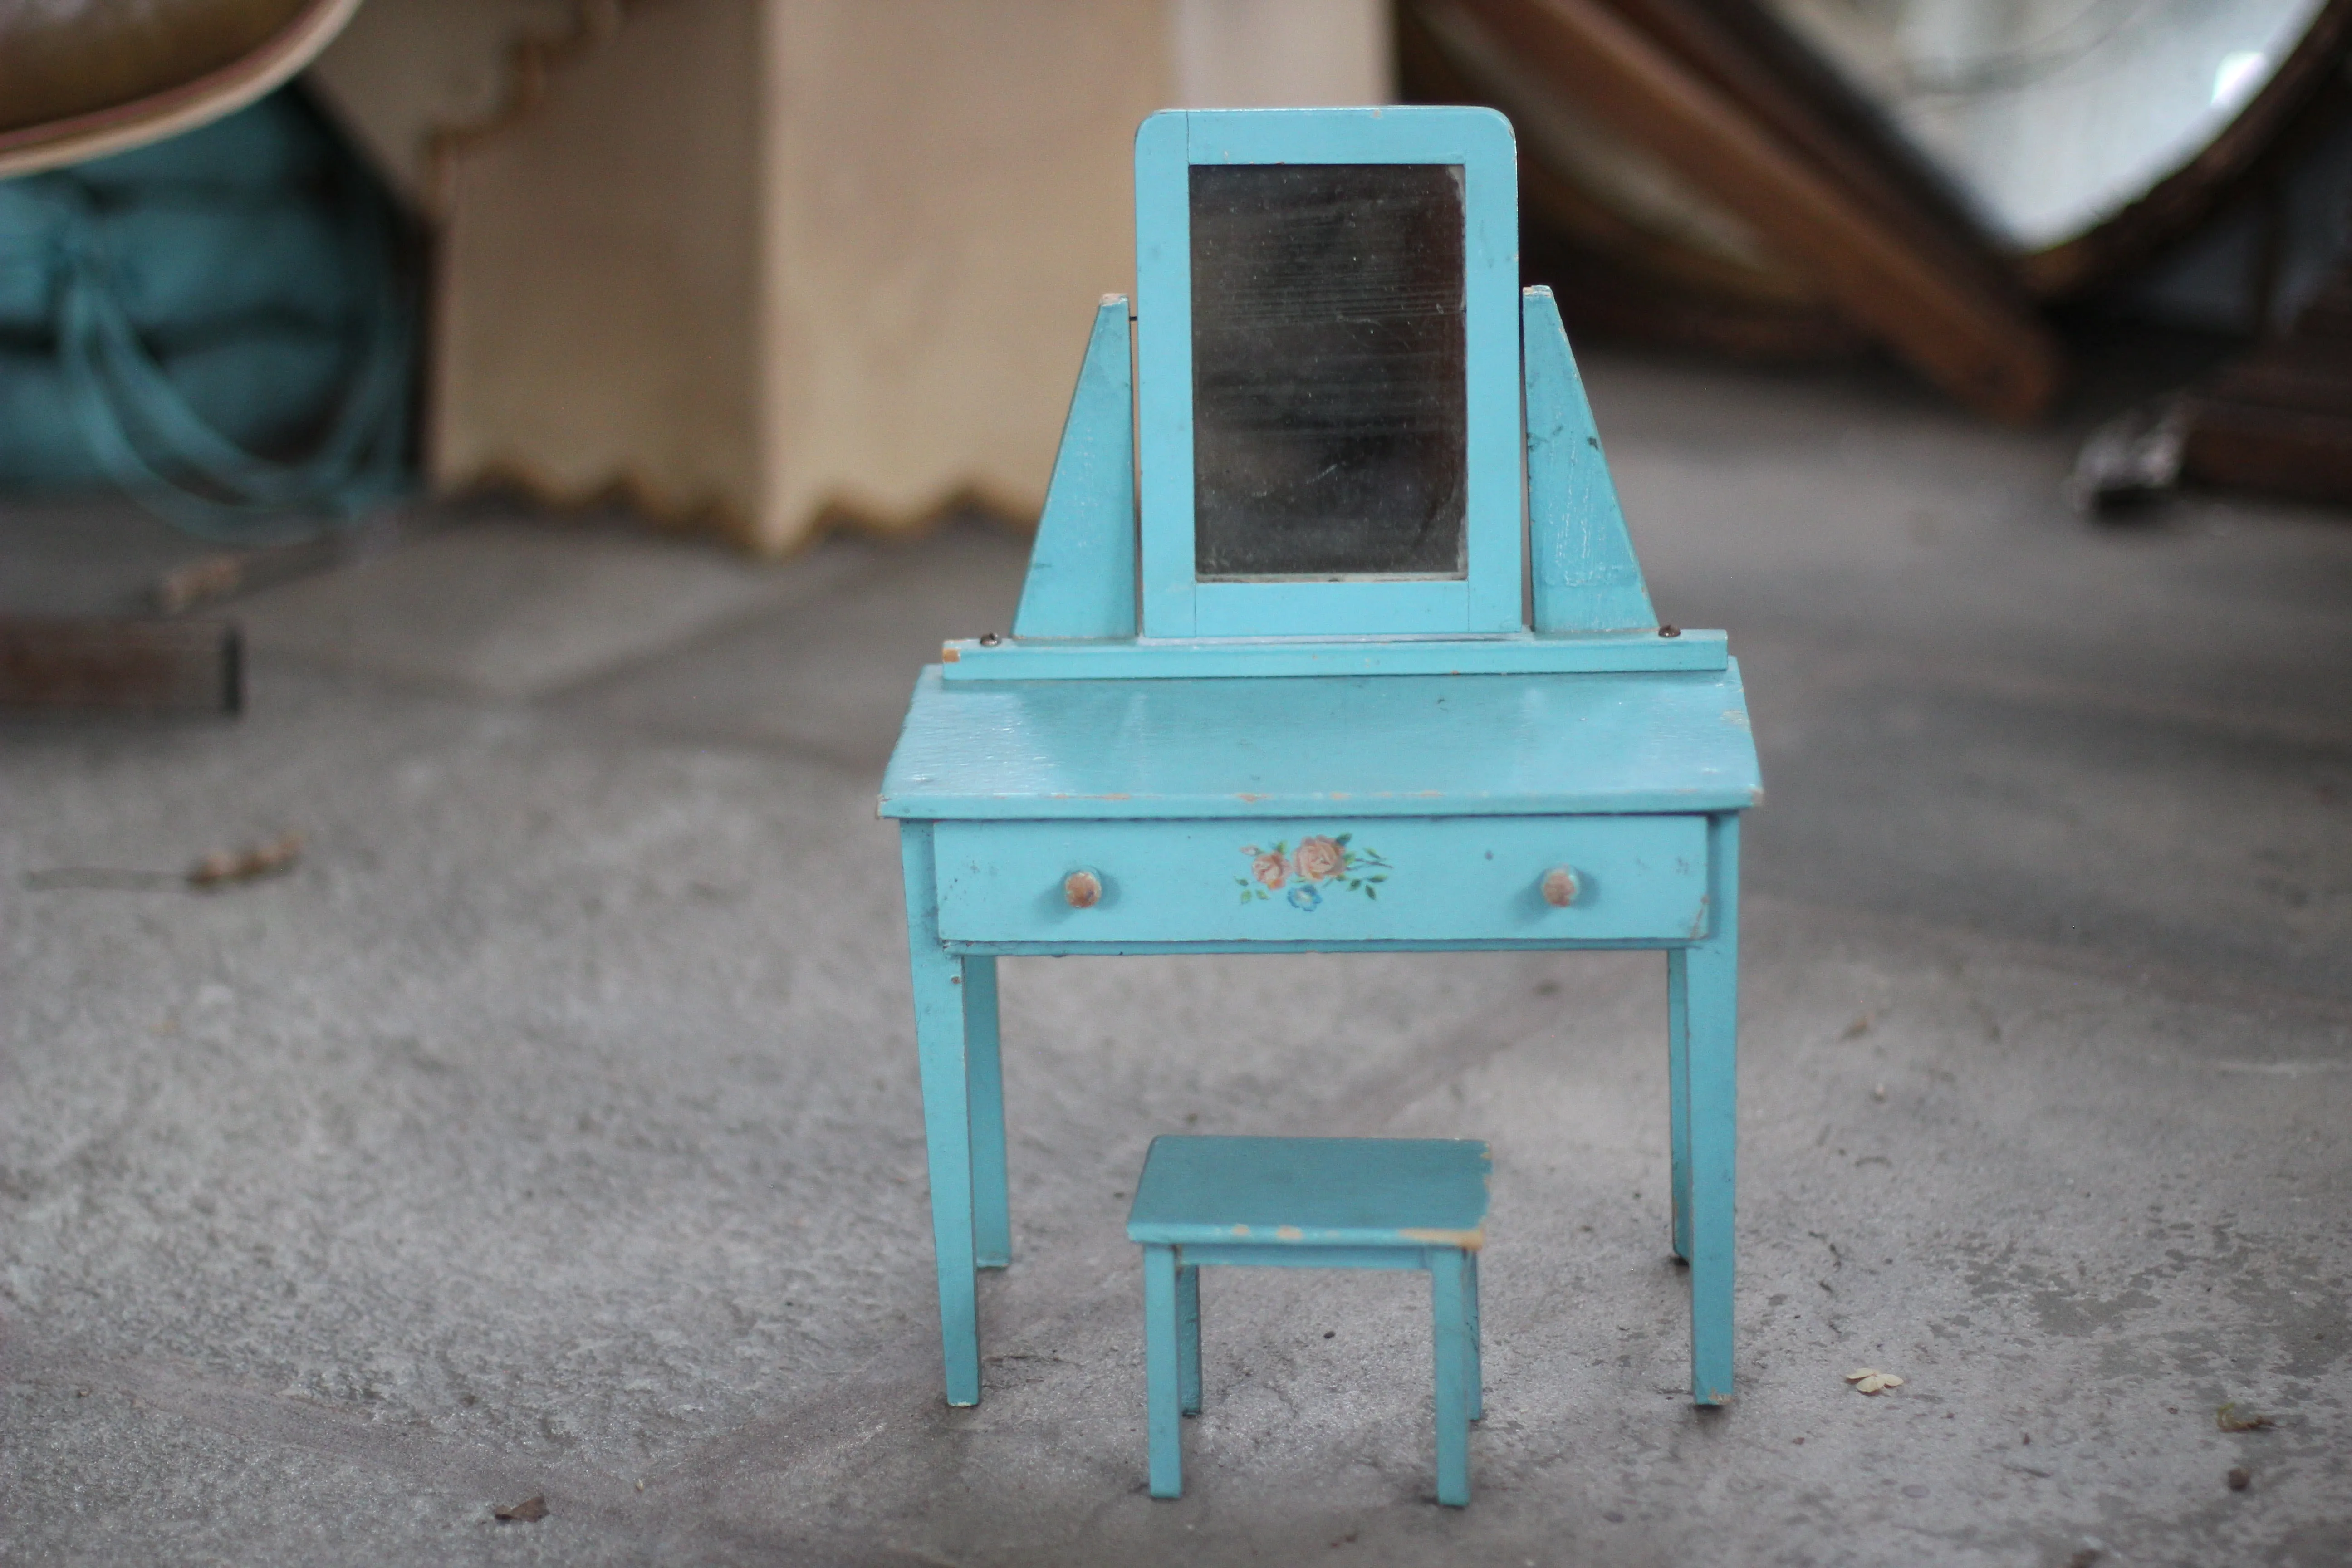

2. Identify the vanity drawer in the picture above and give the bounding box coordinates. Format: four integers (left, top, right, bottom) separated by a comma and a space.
932, 815, 1710, 945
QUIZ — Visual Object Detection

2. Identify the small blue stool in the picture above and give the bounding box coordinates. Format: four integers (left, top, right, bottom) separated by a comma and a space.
1125, 1135, 1490, 1506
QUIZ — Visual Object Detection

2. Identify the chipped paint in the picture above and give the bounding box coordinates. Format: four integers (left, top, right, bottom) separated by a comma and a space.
1686, 896, 1711, 941
1400, 1226, 1485, 1250
1275, 1225, 1305, 1240
941, 645, 960, 663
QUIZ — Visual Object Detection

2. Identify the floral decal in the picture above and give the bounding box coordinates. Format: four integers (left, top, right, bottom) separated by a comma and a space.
1237, 833, 1390, 908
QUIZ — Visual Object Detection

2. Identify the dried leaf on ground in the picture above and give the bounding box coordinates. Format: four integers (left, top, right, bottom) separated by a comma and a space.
2215, 1403, 2274, 1432
187, 831, 304, 888
1844, 1368, 1905, 1394
494, 1494, 548, 1523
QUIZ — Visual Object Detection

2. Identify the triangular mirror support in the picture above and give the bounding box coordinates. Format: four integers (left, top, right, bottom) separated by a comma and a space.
1011, 295, 1136, 640
946, 285, 1717, 679
1524, 286, 1657, 633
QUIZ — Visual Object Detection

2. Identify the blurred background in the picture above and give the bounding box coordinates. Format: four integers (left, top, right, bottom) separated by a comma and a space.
2, 0, 2347, 573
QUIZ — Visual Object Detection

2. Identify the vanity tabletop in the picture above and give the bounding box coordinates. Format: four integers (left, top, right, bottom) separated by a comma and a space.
880, 662, 1763, 822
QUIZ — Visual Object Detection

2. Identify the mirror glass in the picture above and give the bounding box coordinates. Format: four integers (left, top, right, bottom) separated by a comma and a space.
1764, 0, 2328, 248
1189, 162, 1468, 581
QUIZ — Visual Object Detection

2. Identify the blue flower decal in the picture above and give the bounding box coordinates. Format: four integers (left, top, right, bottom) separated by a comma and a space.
1287, 883, 1322, 911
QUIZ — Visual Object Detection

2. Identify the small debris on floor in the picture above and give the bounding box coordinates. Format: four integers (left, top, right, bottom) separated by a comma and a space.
494, 1494, 548, 1523
1845, 1368, 1903, 1395
2228, 1466, 2252, 1491
2065, 1549, 2102, 1568
1840, 1010, 1880, 1040
188, 830, 304, 888
2216, 1403, 2275, 1432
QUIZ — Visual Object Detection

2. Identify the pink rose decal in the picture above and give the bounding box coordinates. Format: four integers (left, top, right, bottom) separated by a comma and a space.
1235, 834, 1388, 908
1292, 836, 1346, 883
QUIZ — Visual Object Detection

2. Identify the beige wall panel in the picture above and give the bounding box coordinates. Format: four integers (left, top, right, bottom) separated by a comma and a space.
434, 0, 760, 528
341, 0, 1393, 553
306, 0, 583, 203
755, 0, 1169, 553
1170, 0, 1394, 108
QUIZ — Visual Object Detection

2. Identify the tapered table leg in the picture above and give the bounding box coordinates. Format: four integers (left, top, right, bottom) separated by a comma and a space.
1667, 948, 1692, 1264
900, 823, 981, 1406
964, 956, 1011, 1269
1680, 814, 1740, 1406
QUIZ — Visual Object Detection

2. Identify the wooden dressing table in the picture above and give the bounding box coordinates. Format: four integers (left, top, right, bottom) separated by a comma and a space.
881, 106, 1761, 1410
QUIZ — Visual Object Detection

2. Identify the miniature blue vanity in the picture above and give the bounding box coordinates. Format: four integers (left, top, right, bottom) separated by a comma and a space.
881, 106, 1760, 1411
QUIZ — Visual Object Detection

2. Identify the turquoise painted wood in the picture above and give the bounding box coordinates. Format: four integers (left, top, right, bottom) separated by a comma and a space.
891, 795, 1749, 1414
896, 821, 981, 1406
941, 627, 1723, 680
1683, 813, 1740, 1406
884, 664, 1761, 822
1523, 286, 1656, 633
932, 815, 1710, 946
964, 113, 1710, 681
885, 102, 1758, 1431
1128, 1135, 1490, 1248
1010, 295, 1136, 640
1134, 107, 1523, 640
1128, 1136, 1489, 1505
963, 956, 1011, 1270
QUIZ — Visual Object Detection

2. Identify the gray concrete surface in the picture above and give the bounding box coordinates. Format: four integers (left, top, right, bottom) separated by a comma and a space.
3, 353, 2347, 1567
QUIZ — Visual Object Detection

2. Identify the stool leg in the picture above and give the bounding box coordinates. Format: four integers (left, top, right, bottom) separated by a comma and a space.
964, 957, 1011, 1270
1430, 1249, 1473, 1507
1668, 948, 1693, 1265
1144, 1244, 1184, 1498
1465, 1250, 1483, 1421
1177, 1263, 1202, 1416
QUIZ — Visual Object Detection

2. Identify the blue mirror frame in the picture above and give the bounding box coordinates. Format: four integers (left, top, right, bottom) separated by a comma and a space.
1135, 107, 1523, 640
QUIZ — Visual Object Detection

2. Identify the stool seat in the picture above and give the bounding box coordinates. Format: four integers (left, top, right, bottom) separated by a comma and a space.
1126, 1135, 1490, 1507
1127, 1135, 1490, 1251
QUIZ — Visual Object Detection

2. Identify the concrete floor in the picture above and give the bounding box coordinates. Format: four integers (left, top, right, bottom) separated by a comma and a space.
4, 351, 2348, 1567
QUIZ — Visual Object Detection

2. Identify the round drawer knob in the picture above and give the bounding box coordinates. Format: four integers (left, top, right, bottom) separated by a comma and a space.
1540, 866, 1581, 908
1063, 868, 1103, 908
